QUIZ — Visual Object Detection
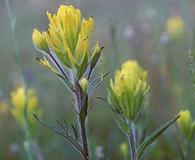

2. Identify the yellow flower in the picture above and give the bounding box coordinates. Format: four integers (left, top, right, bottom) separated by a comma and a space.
166, 16, 184, 39
177, 110, 195, 139
11, 86, 42, 126
33, 5, 101, 78
108, 60, 150, 121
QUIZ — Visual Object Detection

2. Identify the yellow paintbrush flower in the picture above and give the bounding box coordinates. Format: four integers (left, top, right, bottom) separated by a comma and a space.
166, 16, 184, 39
32, 5, 102, 78
108, 60, 150, 122
11, 86, 42, 127
177, 110, 195, 139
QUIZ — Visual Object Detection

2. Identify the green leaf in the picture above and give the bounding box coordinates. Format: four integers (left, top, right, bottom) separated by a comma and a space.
114, 113, 130, 133
137, 114, 180, 160
88, 72, 109, 93
71, 124, 79, 141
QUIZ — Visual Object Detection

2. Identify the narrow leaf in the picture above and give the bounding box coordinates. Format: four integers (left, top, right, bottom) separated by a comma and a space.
71, 124, 79, 141
137, 114, 180, 160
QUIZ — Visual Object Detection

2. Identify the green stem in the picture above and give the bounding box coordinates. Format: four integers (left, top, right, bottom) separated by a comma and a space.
80, 118, 89, 160
4, 0, 26, 85
74, 80, 89, 160
4, 1, 33, 160
127, 123, 137, 160
184, 140, 192, 160
23, 119, 34, 160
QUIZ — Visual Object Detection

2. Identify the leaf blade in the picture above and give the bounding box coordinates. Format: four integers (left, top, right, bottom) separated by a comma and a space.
137, 114, 180, 160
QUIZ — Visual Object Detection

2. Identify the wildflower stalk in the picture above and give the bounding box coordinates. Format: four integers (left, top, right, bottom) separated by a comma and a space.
127, 123, 137, 160
177, 110, 195, 160
80, 118, 89, 159
32, 5, 103, 159
5, 0, 33, 160
108, 60, 180, 159
23, 118, 33, 160
74, 79, 89, 160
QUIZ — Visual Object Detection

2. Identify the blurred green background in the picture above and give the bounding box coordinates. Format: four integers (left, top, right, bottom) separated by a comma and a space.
0, 0, 194, 159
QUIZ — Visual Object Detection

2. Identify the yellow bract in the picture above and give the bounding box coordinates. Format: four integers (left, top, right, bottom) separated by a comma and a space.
32, 5, 97, 77
166, 16, 184, 39
11, 86, 42, 126
32, 29, 49, 53
108, 60, 150, 121
37, 57, 60, 76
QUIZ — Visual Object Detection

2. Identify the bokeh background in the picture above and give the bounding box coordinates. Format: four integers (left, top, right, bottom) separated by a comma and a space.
0, 0, 195, 159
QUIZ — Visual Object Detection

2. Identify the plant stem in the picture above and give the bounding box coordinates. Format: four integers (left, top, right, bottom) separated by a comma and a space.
127, 123, 137, 160
23, 119, 34, 160
74, 80, 89, 160
4, 0, 26, 85
80, 118, 89, 160
184, 140, 192, 160
4, 1, 33, 160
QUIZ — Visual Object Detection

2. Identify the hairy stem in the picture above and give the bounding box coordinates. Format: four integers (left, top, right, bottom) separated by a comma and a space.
127, 123, 137, 160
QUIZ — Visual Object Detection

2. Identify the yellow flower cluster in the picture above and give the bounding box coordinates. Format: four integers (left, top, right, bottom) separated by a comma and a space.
108, 60, 150, 121
177, 110, 195, 140
32, 5, 101, 78
166, 16, 184, 39
11, 87, 42, 126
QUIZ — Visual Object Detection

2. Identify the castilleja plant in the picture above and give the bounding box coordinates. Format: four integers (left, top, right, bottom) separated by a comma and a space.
32, 5, 103, 160
108, 60, 180, 160
177, 110, 195, 159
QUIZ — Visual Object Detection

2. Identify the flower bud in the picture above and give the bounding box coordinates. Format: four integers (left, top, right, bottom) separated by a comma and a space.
79, 78, 88, 92
32, 29, 49, 53
177, 110, 192, 138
